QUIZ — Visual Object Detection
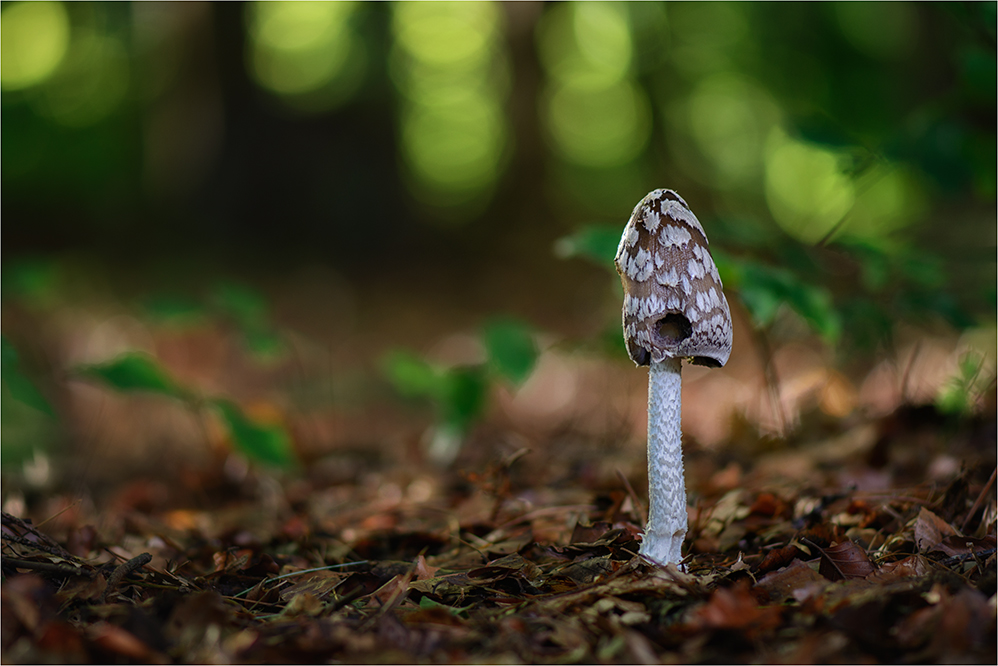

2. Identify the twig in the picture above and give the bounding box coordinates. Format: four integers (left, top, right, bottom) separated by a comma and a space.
939, 548, 997, 569
1, 556, 94, 578
100, 553, 152, 602
616, 468, 646, 526
754, 329, 788, 438
233, 561, 368, 598
1, 512, 75, 559
961, 466, 997, 533
898, 341, 922, 405
492, 504, 595, 532
34, 500, 81, 529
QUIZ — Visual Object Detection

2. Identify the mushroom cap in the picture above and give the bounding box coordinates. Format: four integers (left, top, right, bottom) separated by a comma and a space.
613, 189, 732, 368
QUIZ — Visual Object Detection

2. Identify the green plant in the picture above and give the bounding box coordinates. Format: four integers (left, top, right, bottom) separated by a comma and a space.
77, 352, 296, 468
382, 316, 538, 462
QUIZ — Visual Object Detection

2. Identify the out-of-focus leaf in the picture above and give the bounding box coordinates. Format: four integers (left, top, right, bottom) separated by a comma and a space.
1, 337, 55, 417
382, 349, 443, 399
210, 281, 268, 325
242, 324, 287, 360
898, 250, 945, 289
813, 539, 875, 581
930, 534, 997, 557
441, 366, 487, 431
77, 352, 184, 398
913, 507, 958, 552
1, 257, 60, 304
733, 260, 842, 343
142, 294, 206, 325
210, 281, 287, 361
213, 399, 296, 467
483, 318, 537, 386
754, 559, 827, 604
554, 225, 622, 269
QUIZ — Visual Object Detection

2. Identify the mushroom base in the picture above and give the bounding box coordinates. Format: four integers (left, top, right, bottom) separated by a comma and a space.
638, 356, 688, 568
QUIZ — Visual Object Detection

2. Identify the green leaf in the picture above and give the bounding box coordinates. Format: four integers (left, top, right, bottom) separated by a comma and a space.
483, 318, 538, 386
77, 352, 185, 398
382, 349, 444, 399
735, 260, 842, 343
210, 281, 268, 325
554, 225, 622, 269
210, 281, 286, 362
213, 399, 296, 467
1, 257, 60, 305
1, 337, 55, 417
440, 366, 487, 431
418, 595, 472, 617
142, 294, 206, 325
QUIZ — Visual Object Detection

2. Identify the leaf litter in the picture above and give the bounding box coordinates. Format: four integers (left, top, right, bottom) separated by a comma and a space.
3, 436, 996, 665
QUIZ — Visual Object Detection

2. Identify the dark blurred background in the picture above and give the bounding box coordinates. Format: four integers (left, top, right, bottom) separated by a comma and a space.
1, 2, 995, 499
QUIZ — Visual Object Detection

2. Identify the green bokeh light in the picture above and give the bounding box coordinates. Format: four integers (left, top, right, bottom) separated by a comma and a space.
545, 79, 651, 168
37, 28, 130, 127
247, 1, 364, 104
686, 73, 780, 186
538, 1, 632, 87
539, 2, 649, 170
392, 1, 508, 212
402, 94, 506, 194
764, 128, 855, 243
842, 165, 927, 239
1, 1, 71, 91
833, 2, 917, 61
394, 1, 499, 69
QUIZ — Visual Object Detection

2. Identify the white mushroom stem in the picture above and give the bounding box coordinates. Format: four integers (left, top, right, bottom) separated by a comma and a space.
639, 356, 688, 567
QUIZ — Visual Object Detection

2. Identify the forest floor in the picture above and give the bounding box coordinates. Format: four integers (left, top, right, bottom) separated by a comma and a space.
2, 274, 996, 664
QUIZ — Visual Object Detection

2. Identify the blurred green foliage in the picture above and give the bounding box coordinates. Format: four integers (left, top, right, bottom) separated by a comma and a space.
937, 352, 994, 417
383, 317, 538, 442
482, 318, 539, 386
77, 352, 184, 398
213, 399, 296, 468
1, 2, 995, 471
1, 336, 55, 417
78, 352, 296, 468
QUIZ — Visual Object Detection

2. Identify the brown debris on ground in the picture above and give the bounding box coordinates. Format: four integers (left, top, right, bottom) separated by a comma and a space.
2, 442, 995, 664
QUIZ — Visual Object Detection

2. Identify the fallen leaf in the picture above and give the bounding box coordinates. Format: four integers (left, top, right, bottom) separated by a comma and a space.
810, 539, 875, 581
89, 622, 167, 664
929, 534, 997, 557
281, 591, 324, 617
755, 559, 827, 604
414, 554, 440, 580
687, 582, 783, 638
867, 555, 932, 582
913, 507, 958, 552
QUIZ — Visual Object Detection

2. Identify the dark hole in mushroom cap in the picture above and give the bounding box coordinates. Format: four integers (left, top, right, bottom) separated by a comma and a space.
657, 313, 692, 345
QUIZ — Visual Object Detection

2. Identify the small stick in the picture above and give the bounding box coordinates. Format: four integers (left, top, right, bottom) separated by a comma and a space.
100, 553, 152, 602
34, 500, 81, 529
961, 466, 997, 533
1, 512, 74, 559
616, 468, 647, 526
1, 556, 94, 578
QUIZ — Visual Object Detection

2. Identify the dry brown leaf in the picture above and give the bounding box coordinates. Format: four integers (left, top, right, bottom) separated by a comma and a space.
867, 554, 932, 582
913, 507, 958, 552
414, 554, 440, 580
755, 558, 827, 604
88, 622, 168, 664
281, 591, 324, 617
687, 582, 783, 637
814, 540, 876, 581
929, 534, 997, 557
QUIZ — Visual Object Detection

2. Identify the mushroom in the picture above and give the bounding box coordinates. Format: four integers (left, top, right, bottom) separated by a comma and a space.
613, 189, 732, 567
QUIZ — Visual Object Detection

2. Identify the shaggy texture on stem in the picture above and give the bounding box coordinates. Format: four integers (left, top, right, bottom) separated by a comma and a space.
639, 357, 686, 566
